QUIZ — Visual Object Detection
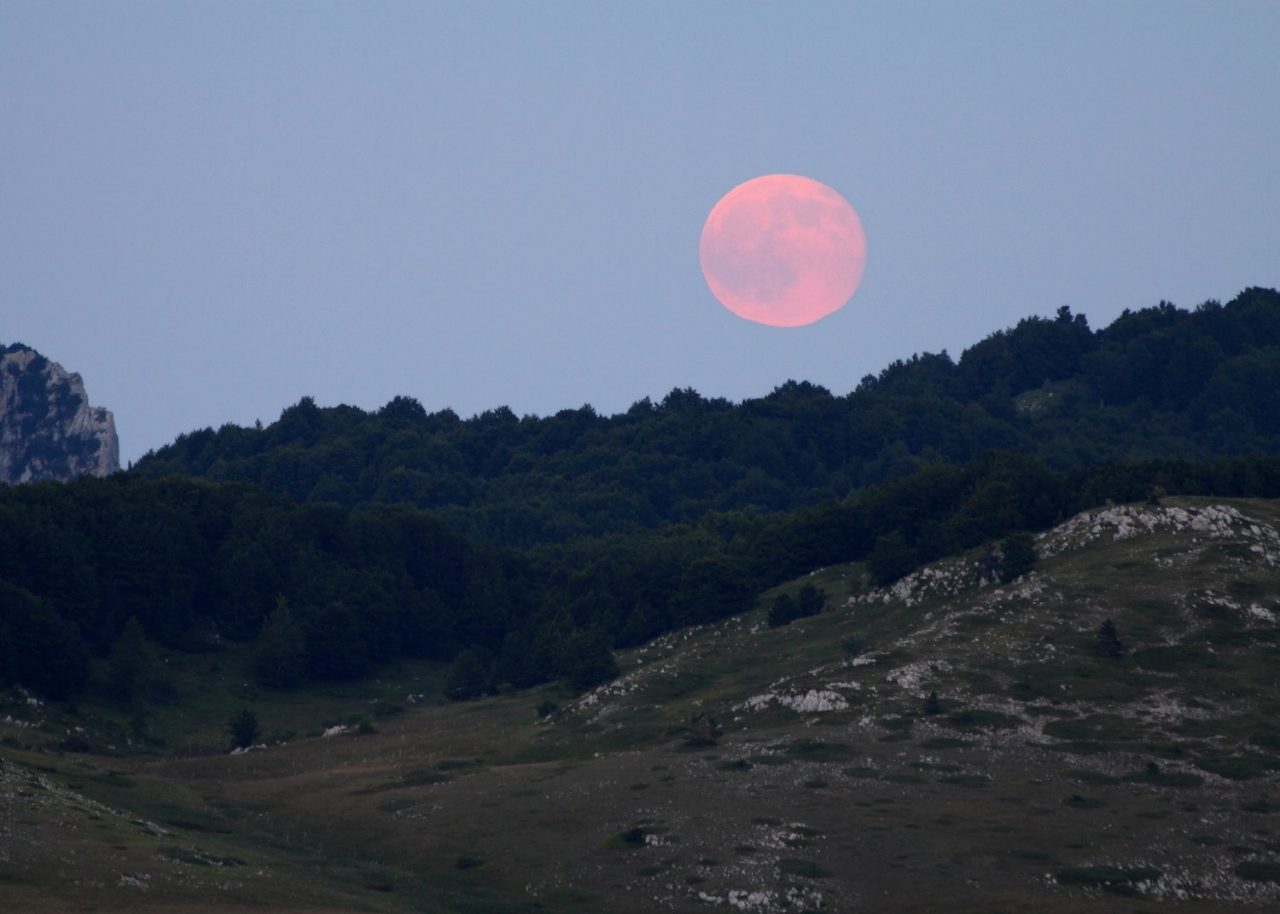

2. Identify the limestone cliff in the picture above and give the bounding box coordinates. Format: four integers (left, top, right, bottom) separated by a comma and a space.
0, 344, 120, 484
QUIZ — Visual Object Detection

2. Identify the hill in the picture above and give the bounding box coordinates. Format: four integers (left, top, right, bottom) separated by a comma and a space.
2, 496, 1278, 912
6, 289, 1280, 714
5, 449, 1280, 705
3, 289, 1280, 911
133, 288, 1280, 546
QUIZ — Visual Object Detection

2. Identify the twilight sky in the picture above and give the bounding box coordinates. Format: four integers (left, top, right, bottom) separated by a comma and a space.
3, 1, 1278, 465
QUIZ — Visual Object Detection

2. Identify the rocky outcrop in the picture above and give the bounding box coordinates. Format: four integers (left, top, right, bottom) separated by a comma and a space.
0, 344, 120, 484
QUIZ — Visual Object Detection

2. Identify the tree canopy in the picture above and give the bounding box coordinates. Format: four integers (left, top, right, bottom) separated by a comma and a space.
3, 288, 1280, 702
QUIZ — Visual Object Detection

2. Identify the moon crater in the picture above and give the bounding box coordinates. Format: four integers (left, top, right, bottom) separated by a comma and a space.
699, 174, 866, 327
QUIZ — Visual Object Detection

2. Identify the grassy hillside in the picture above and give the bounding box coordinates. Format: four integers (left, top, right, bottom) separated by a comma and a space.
3, 496, 1278, 912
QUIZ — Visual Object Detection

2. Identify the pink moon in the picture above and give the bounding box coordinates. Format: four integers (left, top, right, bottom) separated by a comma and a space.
699, 174, 866, 327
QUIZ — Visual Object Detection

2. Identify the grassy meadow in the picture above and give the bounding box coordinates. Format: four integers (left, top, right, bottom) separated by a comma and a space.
3, 497, 1279, 912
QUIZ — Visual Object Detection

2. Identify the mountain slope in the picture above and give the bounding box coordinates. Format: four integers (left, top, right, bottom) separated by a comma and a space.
3, 496, 1277, 912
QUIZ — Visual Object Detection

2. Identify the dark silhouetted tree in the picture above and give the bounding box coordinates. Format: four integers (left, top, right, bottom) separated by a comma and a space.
105, 617, 154, 707
796, 583, 826, 617
767, 593, 798, 628
227, 708, 260, 749
253, 596, 307, 689
558, 628, 618, 692
681, 712, 722, 748
770, 584, 826, 627
867, 532, 917, 586
444, 648, 490, 701
0, 580, 89, 699
1095, 618, 1125, 657
304, 602, 371, 681
999, 532, 1037, 583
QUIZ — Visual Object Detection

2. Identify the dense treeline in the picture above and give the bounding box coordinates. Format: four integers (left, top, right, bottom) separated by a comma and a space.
4, 288, 1280, 704
4, 450, 1280, 702
0, 476, 531, 698
133, 288, 1280, 547
534, 452, 1280, 649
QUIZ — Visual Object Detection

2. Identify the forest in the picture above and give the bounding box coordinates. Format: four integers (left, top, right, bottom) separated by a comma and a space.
2, 287, 1280, 704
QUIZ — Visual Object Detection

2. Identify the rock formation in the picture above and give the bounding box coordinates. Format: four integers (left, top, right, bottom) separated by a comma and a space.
0, 343, 120, 484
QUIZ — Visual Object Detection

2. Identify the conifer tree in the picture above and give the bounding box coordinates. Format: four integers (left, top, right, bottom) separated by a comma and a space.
767, 593, 798, 628
557, 629, 618, 693
796, 583, 826, 618
998, 533, 1037, 583
253, 596, 307, 689
106, 617, 153, 707
227, 708, 260, 749
1095, 618, 1125, 657
868, 532, 917, 586
444, 648, 490, 700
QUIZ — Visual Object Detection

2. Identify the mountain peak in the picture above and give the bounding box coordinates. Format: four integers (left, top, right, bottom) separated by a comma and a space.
0, 344, 119, 484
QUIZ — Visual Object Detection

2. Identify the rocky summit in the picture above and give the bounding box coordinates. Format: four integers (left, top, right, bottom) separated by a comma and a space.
0, 343, 119, 484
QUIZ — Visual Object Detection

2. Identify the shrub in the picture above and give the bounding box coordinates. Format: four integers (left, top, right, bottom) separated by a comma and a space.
680, 713, 721, 748
1062, 794, 1103, 809
998, 532, 1037, 582
1069, 769, 1121, 785
842, 766, 880, 778
1195, 755, 1280, 780
435, 758, 479, 771
867, 532, 916, 586
1095, 619, 1125, 658
444, 649, 490, 701
106, 617, 155, 706
783, 740, 856, 762
1056, 865, 1162, 893
767, 593, 798, 628
945, 709, 1020, 730
1234, 861, 1280, 883
1241, 796, 1275, 814
778, 858, 832, 879
795, 583, 826, 617
841, 634, 868, 656
878, 716, 914, 732
766, 585, 825, 627
939, 773, 991, 787
613, 827, 648, 848
57, 733, 92, 753
253, 598, 307, 689
557, 629, 618, 692
1125, 763, 1203, 788
919, 737, 973, 750
227, 709, 260, 749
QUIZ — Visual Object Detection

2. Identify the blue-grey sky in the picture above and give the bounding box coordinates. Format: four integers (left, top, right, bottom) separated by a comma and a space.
4, 1, 1278, 464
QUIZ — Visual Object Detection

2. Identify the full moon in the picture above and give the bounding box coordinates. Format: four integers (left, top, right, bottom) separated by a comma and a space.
699, 174, 866, 327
